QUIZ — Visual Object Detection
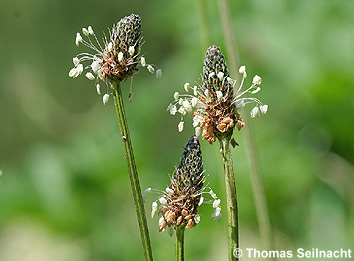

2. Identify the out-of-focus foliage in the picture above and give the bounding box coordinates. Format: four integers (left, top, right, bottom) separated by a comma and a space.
0, 0, 353, 260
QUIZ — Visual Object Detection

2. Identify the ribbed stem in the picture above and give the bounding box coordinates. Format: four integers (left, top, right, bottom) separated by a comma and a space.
112, 81, 153, 261
220, 136, 238, 261
217, 1, 275, 259
176, 225, 185, 261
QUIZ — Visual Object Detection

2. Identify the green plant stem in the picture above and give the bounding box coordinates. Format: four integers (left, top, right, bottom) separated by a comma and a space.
196, 0, 211, 51
220, 136, 238, 261
176, 225, 185, 261
217, 0, 276, 258
112, 81, 153, 261
244, 116, 275, 258
217, 0, 239, 77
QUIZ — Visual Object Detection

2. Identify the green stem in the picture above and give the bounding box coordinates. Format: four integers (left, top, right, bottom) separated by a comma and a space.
217, 0, 240, 77
244, 116, 275, 259
112, 81, 153, 261
196, 0, 211, 51
220, 136, 238, 261
217, 0, 276, 259
176, 225, 185, 261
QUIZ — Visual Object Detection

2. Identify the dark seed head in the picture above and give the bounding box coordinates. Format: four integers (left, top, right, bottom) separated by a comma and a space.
203, 45, 231, 93
115, 14, 142, 55
161, 136, 205, 230
173, 135, 204, 195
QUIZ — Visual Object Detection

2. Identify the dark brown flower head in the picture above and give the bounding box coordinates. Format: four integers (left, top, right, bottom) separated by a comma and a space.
200, 46, 239, 143
167, 45, 268, 144
69, 14, 161, 105
114, 14, 141, 53
150, 137, 222, 232
101, 14, 142, 82
160, 136, 206, 231
203, 45, 231, 93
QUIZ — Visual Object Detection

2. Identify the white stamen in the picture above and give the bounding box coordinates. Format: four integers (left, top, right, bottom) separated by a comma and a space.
217, 71, 224, 81
156, 69, 162, 79
184, 83, 190, 92
250, 106, 260, 118
118, 52, 124, 62
193, 86, 198, 96
204, 89, 209, 97
140, 57, 146, 67
178, 121, 184, 132
96, 84, 101, 95
69, 67, 78, 78
73, 57, 80, 66
178, 106, 186, 116
235, 100, 245, 109
193, 115, 203, 127
239, 65, 246, 74
82, 27, 89, 36
216, 91, 223, 101
252, 75, 262, 85
88, 26, 94, 35
85, 72, 95, 80
144, 188, 152, 195
227, 77, 236, 85
75, 33, 83, 46
198, 196, 204, 206
103, 94, 109, 105
251, 86, 261, 94
91, 61, 100, 74
194, 215, 201, 224
170, 105, 177, 115
158, 217, 165, 226
213, 199, 221, 208
159, 197, 167, 206
77, 64, 83, 75
195, 127, 201, 137
182, 100, 191, 112
151, 202, 158, 218
108, 42, 113, 52
209, 189, 217, 199
128, 46, 135, 56
166, 187, 174, 194
191, 97, 199, 107
211, 207, 222, 221
260, 104, 268, 114
147, 65, 155, 73
174, 92, 179, 101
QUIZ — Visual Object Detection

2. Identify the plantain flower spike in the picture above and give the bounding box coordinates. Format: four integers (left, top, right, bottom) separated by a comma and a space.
167, 45, 268, 144
69, 14, 160, 103
151, 136, 221, 233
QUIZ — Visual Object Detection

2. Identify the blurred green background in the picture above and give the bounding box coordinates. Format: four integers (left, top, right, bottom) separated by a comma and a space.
1, 0, 353, 260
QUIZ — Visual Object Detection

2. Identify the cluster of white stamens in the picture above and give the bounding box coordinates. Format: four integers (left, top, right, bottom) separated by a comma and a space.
167, 65, 268, 134
69, 25, 161, 104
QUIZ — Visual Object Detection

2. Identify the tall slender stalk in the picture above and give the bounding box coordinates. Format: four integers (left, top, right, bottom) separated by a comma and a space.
112, 81, 153, 261
244, 116, 275, 256
196, 0, 211, 51
175, 225, 186, 261
217, 0, 276, 258
220, 136, 239, 261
